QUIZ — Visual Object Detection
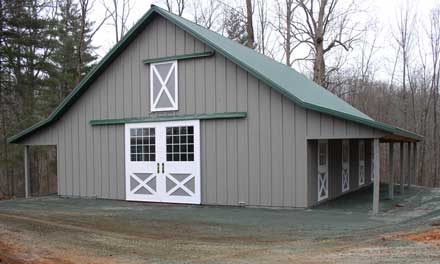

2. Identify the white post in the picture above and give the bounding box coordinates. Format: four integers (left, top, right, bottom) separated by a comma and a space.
24, 145, 31, 198
373, 139, 380, 214
388, 143, 394, 199
400, 142, 404, 194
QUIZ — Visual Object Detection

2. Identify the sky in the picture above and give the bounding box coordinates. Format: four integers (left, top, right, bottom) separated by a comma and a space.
90, 0, 440, 81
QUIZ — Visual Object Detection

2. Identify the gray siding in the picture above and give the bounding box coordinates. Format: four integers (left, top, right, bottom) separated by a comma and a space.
305, 111, 384, 139
20, 15, 381, 207
307, 139, 373, 206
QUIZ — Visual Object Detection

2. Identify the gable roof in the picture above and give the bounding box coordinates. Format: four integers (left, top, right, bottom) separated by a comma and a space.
8, 5, 422, 143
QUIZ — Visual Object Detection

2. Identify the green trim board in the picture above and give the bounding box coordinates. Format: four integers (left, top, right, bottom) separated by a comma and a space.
90, 112, 247, 125
7, 5, 422, 143
142, 51, 214, 64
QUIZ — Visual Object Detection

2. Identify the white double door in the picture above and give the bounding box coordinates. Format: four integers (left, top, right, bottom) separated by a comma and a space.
125, 120, 200, 204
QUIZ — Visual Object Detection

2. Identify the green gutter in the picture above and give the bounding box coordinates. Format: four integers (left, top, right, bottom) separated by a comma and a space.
142, 51, 214, 64
90, 112, 247, 125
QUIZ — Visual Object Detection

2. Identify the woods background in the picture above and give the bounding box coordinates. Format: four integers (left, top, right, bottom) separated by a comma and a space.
1, 0, 439, 198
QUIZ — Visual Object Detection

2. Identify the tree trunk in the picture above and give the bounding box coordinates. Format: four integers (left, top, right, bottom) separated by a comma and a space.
313, 41, 326, 87
77, 1, 87, 83
246, 0, 255, 48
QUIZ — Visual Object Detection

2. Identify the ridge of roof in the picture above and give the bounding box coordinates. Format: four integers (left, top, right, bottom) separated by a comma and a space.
7, 5, 422, 143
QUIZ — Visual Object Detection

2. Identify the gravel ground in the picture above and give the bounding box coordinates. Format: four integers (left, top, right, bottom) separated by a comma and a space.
0, 185, 439, 263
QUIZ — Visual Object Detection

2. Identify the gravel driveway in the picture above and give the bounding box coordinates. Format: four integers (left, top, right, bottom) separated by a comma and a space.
0, 185, 439, 263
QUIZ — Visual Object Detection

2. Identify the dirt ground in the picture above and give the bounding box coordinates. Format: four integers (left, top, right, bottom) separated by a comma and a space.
0, 185, 440, 263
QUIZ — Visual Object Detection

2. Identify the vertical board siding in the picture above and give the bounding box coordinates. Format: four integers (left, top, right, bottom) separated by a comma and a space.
259, 82, 271, 206
307, 140, 318, 205
21, 15, 380, 207
271, 90, 283, 207
304, 111, 383, 139
282, 97, 295, 206
295, 106, 307, 207
247, 76, 260, 205
236, 67, 249, 204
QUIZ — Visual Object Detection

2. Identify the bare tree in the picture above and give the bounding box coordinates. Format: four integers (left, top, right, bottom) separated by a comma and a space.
164, 0, 185, 16
392, 3, 416, 128
428, 6, 440, 185
255, 0, 276, 57
290, 0, 364, 87
274, 0, 299, 66
192, 0, 221, 30
103, 0, 134, 43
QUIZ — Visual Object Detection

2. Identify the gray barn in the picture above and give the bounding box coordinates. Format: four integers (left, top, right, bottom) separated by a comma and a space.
9, 5, 422, 210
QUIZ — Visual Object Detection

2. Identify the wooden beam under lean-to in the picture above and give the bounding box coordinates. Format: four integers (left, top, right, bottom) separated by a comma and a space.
407, 143, 412, 189
413, 142, 418, 186
24, 145, 30, 198
400, 142, 404, 194
388, 143, 394, 200
373, 139, 381, 214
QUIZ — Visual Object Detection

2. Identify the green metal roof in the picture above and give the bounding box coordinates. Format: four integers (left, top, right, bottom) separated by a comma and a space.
7, 5, 422, 143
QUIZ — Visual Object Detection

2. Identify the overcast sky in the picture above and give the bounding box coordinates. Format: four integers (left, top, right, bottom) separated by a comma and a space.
91, 0, 440, 81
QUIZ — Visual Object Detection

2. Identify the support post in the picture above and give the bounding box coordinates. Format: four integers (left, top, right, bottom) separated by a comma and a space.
373, 139, 380, 214
400, 142, 404, 194
413, 142, 417, 185
388, 143, 394, 199
407, 143, 412, 189
24, 145, 31, 198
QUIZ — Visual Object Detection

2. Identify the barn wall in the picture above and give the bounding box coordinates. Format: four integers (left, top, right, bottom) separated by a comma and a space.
305, 111, 384, 139
19, 14, 381, 207
307, 139, 373, 207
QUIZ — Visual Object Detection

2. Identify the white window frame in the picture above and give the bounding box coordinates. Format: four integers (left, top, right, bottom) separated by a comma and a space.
341, 139, 350, 193
318, 140, 329, 201
150, 60, 178, 112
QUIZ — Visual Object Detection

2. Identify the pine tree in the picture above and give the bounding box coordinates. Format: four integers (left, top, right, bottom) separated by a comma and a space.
0, 0, 59, 197
51, 0, 96, 105
1, 0, 58, 126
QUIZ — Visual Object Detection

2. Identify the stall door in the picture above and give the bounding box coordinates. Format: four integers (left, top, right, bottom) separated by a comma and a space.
317, 140, 329, 201
342, 139, 350, 193
125, 120, 200, 204
359, 140, 365, 186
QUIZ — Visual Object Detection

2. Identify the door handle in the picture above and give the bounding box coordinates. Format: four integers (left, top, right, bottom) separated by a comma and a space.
157, 163, 160, 174
162, 163, 165, 173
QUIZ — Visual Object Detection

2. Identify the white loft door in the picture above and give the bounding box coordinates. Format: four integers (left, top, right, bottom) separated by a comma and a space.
125, 120, 200, 204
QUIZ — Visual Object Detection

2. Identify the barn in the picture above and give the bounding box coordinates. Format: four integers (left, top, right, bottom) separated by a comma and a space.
8, 5, 422, 212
